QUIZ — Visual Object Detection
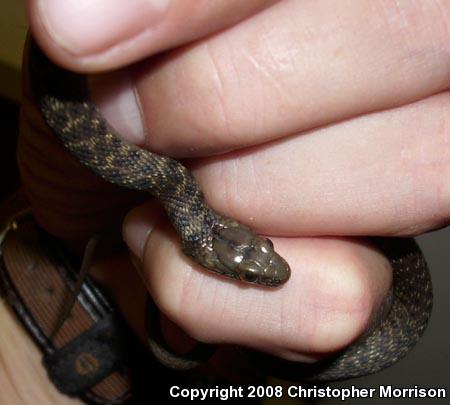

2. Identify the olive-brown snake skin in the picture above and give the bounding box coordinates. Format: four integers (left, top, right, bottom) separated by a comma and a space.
29, 39, 433, 381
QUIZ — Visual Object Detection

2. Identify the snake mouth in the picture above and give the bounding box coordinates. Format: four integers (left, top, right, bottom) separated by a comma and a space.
254, 270, 290, 287
262, 278, 286, 287
236, 266, 287, 287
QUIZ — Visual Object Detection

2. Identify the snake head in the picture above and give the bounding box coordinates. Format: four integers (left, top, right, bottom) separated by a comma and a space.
205, 219, 291, 287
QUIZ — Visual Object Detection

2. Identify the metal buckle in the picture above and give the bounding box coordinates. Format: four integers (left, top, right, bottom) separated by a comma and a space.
0, 208, 32, 251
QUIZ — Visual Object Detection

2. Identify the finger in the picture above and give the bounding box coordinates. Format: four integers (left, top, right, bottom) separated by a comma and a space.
191, 92, 450, 237
123, 202, 392, 360
27, 0, 278, 71
108, 0, 450, 156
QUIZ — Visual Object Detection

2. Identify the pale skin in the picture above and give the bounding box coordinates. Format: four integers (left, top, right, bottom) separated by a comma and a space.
2, 0, 450, 401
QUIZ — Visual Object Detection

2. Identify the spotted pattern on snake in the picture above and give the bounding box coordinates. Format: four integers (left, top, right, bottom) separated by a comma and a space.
28, 38, 432, 381
28, 40, 290, 288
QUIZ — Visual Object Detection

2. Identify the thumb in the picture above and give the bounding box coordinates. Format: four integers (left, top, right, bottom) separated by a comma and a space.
28, 0, 278, 72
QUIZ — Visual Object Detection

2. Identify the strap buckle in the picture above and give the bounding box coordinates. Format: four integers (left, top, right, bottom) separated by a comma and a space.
0, 207, 32, 250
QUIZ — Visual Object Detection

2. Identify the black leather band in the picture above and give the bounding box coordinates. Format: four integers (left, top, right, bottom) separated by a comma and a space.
0, 209, 134, 404
43, 314, 128, 396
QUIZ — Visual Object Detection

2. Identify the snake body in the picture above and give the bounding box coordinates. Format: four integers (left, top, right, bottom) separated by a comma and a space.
29, 39, 433, 381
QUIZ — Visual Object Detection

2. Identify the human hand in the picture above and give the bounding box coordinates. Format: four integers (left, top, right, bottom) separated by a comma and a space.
21, 0, 450, 371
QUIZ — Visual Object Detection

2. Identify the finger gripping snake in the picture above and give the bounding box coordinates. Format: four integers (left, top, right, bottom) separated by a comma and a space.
29, 39, 433, 381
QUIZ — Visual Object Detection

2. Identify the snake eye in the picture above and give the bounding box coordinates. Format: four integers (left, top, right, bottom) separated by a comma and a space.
242, 271, 258, 283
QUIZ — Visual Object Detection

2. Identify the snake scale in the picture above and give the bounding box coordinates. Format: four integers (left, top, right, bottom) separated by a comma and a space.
29, 38, 433, 381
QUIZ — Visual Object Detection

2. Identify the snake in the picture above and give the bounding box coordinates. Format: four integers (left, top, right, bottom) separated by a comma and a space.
28, 38, 433, 381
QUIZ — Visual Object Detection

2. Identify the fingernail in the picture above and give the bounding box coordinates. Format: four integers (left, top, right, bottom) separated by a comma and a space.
129, 251, 144, 274
123, 204, 159, 259
90, 70, 146, 144
39, 0, 170, 55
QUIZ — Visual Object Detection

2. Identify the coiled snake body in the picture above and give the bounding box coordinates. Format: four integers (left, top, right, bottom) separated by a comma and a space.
29, 39, 433, 381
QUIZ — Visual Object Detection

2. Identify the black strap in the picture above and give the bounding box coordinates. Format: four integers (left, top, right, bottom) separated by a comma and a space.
0, 209, 134, 404
43, 314, 128, 396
